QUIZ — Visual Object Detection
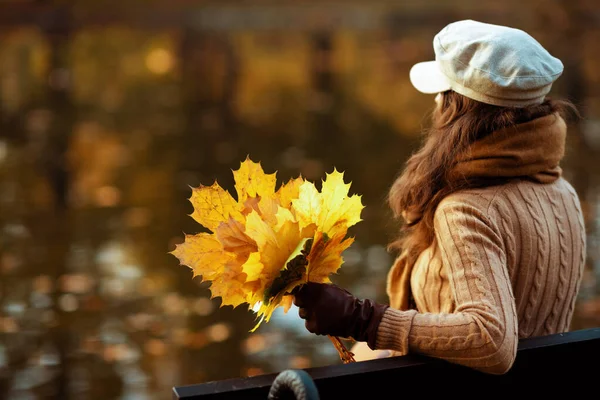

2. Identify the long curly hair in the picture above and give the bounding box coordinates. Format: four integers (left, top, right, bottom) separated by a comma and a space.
387, 90, 580, 267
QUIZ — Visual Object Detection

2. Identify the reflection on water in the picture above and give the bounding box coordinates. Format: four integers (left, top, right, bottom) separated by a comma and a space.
1, 2, 600, 399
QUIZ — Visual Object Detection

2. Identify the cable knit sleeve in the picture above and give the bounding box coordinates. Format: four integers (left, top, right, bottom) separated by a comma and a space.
375, 200, 519, 375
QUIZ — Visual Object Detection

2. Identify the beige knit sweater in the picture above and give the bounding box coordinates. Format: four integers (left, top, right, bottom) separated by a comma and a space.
374, 117, 587, 374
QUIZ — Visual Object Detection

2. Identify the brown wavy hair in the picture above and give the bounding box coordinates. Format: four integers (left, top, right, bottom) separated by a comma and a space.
387, 90, 580, 266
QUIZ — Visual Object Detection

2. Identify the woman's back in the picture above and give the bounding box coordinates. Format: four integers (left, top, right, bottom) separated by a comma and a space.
484, 177, 585, 337
407, 177, 586, 340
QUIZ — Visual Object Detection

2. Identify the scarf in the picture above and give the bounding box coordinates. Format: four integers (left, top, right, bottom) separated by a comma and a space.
387, 112, 567, 311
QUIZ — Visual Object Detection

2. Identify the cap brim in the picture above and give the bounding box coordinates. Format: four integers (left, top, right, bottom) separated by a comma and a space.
409, 61, 452, 94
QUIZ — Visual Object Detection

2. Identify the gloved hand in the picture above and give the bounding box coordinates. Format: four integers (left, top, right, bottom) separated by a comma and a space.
292, 282, 389, 350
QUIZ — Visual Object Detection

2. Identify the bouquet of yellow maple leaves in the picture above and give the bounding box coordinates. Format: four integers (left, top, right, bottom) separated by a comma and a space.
171, 157, 364, 363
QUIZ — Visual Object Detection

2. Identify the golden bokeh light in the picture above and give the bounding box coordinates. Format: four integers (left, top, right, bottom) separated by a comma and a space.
58, 294, 79, 312
206, 323, 231, 343
185, 331, 208, 349
95, 186, 121, 207
32, 275, 53, 294
242, 334, 266, 354
1, 317, 18, 333
145, 338, 167, 357
192, 297, 214, 316
289, 356, 311, 369
145, 48, 174, 75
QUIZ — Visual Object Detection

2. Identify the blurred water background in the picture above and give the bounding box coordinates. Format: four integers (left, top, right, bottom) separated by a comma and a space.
0, 1, 599, 399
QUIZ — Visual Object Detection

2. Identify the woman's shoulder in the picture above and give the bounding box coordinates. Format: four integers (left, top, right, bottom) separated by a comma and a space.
436, 184, 506, 213
436, 177, 579, 218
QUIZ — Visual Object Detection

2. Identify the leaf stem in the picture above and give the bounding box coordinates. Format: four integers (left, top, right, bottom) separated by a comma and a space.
328, 336, 355, 364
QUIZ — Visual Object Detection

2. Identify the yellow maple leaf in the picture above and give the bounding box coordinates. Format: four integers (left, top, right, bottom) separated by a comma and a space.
328, 194, 364, 236
189, 183, 244, 232
171, 233, 248, 308
275, 177, 303, 208
208, 259, 249, 307
291, 181, 321, 230
291, 170, 364, 237
242, 210, 308, 299
240, 197, 260, 216
171, 233, 230, 281
257, 196, 280, 226
233, 157, 277, 203
170, 157, 364, 332
318, 169, 365, 235
307, 231, 355, 283
215, 218, 257, 262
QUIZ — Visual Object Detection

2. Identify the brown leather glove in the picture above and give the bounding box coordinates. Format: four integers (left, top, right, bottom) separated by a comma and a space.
292, 282, 389, 350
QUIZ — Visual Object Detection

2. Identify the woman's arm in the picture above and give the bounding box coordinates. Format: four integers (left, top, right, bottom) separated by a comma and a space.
376, 201, 518, 374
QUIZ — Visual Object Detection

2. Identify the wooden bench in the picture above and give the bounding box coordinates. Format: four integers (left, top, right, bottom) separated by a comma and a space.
173, 327, 600, 399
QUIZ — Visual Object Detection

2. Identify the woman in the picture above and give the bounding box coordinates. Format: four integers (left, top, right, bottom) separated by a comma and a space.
292, 20, 586, 374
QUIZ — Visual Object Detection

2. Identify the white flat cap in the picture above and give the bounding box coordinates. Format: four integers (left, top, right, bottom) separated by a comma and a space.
410, 20, 564, 107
